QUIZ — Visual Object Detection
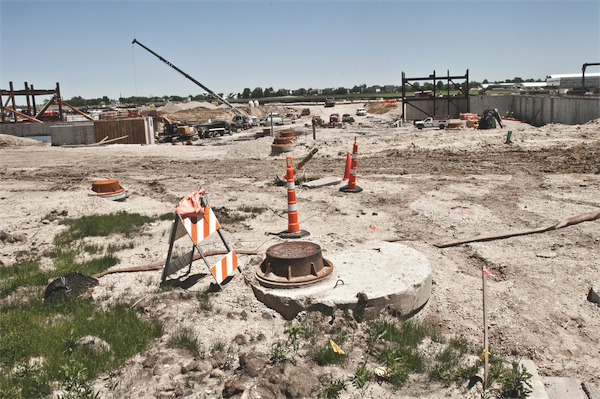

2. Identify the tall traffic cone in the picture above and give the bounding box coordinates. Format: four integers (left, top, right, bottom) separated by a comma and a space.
340, 137, 363, 193
342, 152, 351, 180
277, 157, 310, 238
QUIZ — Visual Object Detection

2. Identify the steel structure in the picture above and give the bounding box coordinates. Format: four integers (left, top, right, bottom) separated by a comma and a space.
582, 62, 600, 94
0, 81, 93, 124
401, 70, 470, 121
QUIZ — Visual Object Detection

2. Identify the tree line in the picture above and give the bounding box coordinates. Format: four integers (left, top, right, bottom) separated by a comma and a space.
64, 77, 543, 107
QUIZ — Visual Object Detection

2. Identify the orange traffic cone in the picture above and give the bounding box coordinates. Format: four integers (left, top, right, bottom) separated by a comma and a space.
277, 157, 310, 238
340, 137, 363, 193
342, 152, 351, 180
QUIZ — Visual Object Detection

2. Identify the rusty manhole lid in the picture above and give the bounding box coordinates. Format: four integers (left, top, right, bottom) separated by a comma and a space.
92, 180, 124, 194
255, 241, 333, 288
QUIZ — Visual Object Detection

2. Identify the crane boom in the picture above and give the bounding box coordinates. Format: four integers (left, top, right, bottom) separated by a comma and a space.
132, 38, 247, 119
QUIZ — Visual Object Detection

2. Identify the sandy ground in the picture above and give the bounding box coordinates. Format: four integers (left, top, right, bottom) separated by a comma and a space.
1, 102, 599, 398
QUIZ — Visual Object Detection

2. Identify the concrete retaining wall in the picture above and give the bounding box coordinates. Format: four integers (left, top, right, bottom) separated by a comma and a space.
470, 94, 600, 126
0, 118, 155, 145
0, 122, 96, 145
51, 123, 96, 145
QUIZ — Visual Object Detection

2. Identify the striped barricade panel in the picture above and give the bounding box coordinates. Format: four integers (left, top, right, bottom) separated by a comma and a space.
210, 251, 238, 284
181, 205, 221, 245
164, 249, 194, 277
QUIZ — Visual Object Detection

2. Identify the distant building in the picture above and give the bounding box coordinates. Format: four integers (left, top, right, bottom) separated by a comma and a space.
383, 85, 396, 93
547, 73, 600, 89
323, 88, 334, 94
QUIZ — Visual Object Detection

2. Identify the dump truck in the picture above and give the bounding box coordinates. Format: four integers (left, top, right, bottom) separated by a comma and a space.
196, 119, 232, 138
324, 97, 335, 107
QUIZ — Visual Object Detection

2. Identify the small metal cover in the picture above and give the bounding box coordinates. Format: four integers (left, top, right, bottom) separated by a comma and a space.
255, 241, 333, 288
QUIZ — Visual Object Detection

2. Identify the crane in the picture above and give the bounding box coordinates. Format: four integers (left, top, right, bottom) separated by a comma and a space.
132, 39, 250, 129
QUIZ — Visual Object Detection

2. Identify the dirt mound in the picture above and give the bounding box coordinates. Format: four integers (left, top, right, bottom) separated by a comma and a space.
366, 102, 398, 115
0, 134, 51, 148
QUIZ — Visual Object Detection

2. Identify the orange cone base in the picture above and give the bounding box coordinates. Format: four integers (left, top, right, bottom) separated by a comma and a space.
277, 229, 310, 239
340, 185, 363, 193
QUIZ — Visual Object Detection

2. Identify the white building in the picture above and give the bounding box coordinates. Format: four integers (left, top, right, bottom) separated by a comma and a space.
547, 73, 600, 89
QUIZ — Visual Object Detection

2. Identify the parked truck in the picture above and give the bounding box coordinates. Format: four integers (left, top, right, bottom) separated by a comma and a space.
324, 98, 335, 108
414, 116, 449, 130
196, 119, 232, 138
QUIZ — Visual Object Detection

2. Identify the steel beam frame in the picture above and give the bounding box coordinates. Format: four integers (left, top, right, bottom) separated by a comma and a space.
401, 70, 470, 121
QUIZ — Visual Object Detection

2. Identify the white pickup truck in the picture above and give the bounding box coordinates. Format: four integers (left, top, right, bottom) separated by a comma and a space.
415, 116, 448, 130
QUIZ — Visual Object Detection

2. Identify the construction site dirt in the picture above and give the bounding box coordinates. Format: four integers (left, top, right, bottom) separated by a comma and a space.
1, 102, 599, 398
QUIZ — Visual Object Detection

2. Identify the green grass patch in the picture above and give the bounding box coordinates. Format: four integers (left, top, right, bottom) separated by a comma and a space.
310, 343, 346, 366
0, 298, 163, 398
167, 327, 201, 356
0, 211, 171, 398
319, 375, 346, 399
55, 212, 154, 247
0, 254, 118, 298
157, 212, 174, 221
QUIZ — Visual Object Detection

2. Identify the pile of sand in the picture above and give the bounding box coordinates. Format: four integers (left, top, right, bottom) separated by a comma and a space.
366, 102, 399, 115
0, 134, 51, 148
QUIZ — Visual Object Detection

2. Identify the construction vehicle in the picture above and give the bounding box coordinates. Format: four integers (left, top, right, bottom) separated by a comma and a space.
132, 39, 252, 131
324, 97, 335, 107
414, 116, 449, 130
159, 121, 199, 142
479, 108, 504, 129
301, 108, 310, 116
342, 113, 355, 123
196, 119, 232, 138
312, 116, 323, 126
329, 113, 340, 123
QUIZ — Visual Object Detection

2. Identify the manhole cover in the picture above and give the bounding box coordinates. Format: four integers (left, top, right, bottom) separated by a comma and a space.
255, 241, 333, 288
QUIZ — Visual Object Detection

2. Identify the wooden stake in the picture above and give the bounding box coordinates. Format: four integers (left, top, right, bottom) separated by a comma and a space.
482, 267, 489, 383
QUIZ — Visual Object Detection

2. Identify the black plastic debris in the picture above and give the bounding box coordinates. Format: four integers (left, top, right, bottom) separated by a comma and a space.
44, 272, 99, 301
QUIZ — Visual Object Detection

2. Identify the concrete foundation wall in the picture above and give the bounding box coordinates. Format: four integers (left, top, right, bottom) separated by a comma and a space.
0, 122, 96, 145
464, 94, 599, 126
404, 98, 469, 119
0, 122, 53, 137
468, 95, 514, 119
50, 123, 96, 145
0, 118, 156, 145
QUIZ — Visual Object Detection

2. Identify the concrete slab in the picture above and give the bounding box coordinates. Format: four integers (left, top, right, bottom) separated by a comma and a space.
582, 381, 600, 399
520, 359, 549, 399
251, 241, 431, 320
542, 377, 586, 399
302, 176, 342, 188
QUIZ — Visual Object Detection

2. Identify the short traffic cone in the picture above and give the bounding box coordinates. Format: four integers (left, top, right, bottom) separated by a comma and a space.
340, 137, 363, 193
342, 152, 351, 180
277, 157, 310, 238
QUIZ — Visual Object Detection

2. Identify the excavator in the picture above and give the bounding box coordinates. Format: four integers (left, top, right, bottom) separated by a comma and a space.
132, 39, 251, 131
479, 108, 504, 129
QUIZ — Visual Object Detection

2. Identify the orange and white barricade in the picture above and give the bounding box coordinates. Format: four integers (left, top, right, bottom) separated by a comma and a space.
161, 203, 239, 287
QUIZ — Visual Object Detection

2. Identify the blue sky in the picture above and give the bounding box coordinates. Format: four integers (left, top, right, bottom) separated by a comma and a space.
1, 0, 599, 100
